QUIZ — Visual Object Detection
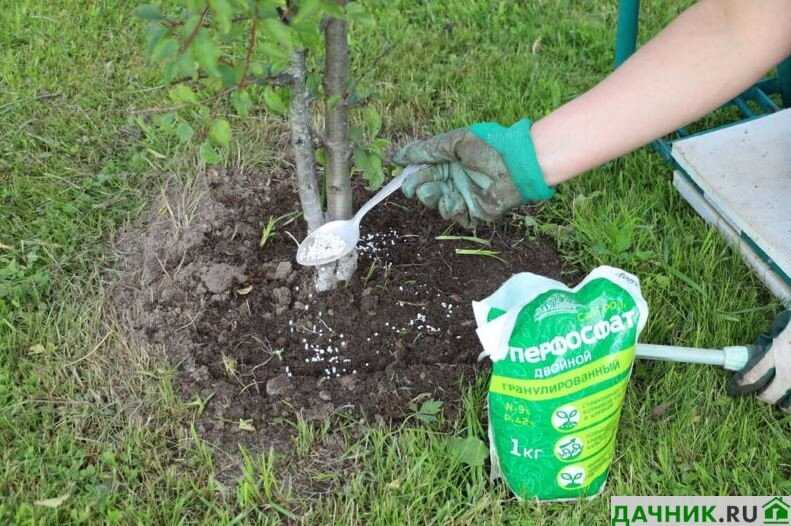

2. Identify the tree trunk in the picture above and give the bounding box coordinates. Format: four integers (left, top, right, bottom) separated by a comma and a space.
289, 48, 336, 291
324, 14, 351, 221
323, 5, 357, 281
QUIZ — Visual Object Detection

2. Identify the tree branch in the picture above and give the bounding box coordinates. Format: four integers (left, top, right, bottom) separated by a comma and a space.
323, 5, 352, 223
248, 72, 294, 87
323, 2, 357, 282
288, 49, 324, 234
290, 48, 338, 290
180, 7, 210, 53
238, 16, 258, 89
164, 14, 251, 30
164, 70, 293, 91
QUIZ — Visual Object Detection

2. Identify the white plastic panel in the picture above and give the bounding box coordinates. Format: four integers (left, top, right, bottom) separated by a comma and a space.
671, 109, 791, 296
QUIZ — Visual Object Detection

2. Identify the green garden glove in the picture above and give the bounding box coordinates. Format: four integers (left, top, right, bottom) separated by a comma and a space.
728, 310, 791, 413
393, 119, 554, 228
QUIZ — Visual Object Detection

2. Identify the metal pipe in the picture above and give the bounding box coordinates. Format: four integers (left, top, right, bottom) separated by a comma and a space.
777, 55, 791, 108
614, 0, 640, 67
636, 343, 750, 371
637, 344, 724, 367
731, 96, 754, 118
745, 87, 779, 114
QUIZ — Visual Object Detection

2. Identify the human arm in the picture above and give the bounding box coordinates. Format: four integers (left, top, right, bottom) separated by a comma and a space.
536, 0, 791, 185
395, 0, 791, 225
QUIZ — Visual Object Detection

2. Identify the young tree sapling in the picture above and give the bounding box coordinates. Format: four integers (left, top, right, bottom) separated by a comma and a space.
136, 0, 387, 291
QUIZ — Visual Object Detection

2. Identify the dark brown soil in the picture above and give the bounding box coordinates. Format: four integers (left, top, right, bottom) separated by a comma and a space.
112, 166, 569, 458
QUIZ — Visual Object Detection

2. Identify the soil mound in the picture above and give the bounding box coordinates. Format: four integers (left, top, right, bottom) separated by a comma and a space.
112, 167, 568, 453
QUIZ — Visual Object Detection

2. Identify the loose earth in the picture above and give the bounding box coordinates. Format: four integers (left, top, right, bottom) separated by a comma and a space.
111, 167, 569, 457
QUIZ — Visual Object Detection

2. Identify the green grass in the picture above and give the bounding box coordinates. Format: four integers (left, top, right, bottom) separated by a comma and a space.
2, 0, 789, 524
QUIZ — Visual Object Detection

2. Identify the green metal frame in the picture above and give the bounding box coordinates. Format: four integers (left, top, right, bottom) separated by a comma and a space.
614, 0, 791, 162
615, 0, 791, 293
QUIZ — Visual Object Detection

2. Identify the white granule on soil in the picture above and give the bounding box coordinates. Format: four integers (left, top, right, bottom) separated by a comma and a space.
288, 260, 457, 379
301, 232, 347, 262
357, 228, 401, 260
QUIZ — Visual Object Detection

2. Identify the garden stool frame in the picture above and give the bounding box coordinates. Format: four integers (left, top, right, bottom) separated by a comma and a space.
614, 0, 791, 304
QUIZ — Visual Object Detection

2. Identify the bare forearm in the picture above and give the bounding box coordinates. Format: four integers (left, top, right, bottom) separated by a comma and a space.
533, 0, 791, 186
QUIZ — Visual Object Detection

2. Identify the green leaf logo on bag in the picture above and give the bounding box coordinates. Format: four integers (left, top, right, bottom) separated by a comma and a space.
473, 266, 648, 501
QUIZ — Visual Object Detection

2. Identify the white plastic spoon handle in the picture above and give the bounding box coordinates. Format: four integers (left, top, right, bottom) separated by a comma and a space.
352, 165, 426, 226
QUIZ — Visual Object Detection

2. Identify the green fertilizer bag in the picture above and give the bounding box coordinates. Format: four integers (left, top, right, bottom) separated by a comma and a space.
473, 266, 648, 501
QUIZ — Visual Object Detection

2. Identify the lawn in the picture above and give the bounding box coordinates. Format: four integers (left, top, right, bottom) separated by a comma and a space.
1, 0, 788, 524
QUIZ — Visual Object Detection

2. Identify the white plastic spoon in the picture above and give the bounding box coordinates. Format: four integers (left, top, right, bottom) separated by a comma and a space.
296, 164, 427, 266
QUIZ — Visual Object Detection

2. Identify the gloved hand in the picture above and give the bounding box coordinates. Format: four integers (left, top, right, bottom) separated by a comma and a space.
393, 119, 555, 228
728, 310, 791, 413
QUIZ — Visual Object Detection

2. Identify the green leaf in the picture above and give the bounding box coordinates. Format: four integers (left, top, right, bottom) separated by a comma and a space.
345, 2, 375, 27
353, 146, 369, 170
319, 0, 345, 17
168, 84, 199, 104
173, 51, 199, 79
134, 4, 165, 21
260, 42, 289, 64
362, 106, 381, 137
254, 1, 283, 19
262, 18, 294, 51
175, 122, 195, 142
228, 18, 249, 38
363, 153, 384, 190
156, 112, 177, 127
144, 23, 169, 54
349, 125, 364, 145
294, 24, 322, 51
218, 64, 241, 87
447, 436, 488, 467
162, 61, 177, 83
209, 118, 231, 147
370, 137, 391, 155
181, 13, 204, 38
420, 398, 443, 415
262, 87, 287, 116
185, 0, 205, 11
209, 0, 233, 33
315, 147, 327, 167
413, 398, 443, 424
200, 141, 222, 164
151, 37, 179, 62
291, 0, 322, 27
291, 0, 323, 49
193, 30, 220, 77
231, 90, 253, 117
611, 223, 633, 253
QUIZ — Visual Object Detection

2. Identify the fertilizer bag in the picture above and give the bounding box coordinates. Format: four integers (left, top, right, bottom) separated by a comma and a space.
474, 266, 648, 501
